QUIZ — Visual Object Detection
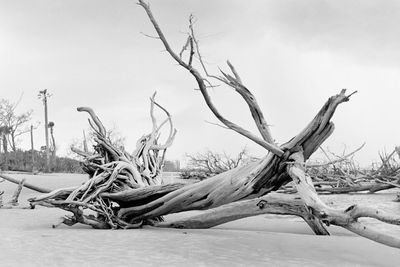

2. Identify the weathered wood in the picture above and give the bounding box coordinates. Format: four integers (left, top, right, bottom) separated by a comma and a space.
8, 178, 25, 205
287, 151, 400, 248
155, 192, 329, 235
30, 94, 176, 228
280, 182, 395, 194
100, 183, 186, 207
0, 173, 50, 193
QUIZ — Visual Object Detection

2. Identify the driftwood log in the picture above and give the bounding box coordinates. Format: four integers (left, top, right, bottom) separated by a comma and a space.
30, 1, 400, 249
0, 173, 50, 193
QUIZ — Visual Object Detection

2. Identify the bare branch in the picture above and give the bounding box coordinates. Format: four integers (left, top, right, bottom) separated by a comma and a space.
138, 0, 284, 156
77, 107, 106, 136
140, 31, 161, 39
226, 60, 242, 84
188, 36, 194, 67
188, 15, 276, 144
219, 62, 276, 144
305, 143, 366, 167
138, 0, 188, 68
204, 120, 230, 129
178, 35, 191, 59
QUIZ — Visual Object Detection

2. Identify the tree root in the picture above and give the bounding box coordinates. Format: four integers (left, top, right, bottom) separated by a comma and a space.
30, 93, 176, 229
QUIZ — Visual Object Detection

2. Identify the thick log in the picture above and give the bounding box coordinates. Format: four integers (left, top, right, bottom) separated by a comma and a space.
0, 173, 50, 193
281, 182, 395, 194
100, 183, 186, 207
155, 192, 329, 235
117, 156, 282, 220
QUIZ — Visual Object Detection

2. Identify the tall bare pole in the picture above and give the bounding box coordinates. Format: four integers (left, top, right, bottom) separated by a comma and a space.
30, 124, 35, 172
38, 89, 50, 172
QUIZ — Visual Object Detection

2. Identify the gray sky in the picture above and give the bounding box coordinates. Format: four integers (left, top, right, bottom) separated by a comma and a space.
1, 0, 400, 166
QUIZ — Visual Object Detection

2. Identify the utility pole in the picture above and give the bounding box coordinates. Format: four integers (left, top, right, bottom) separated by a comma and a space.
30, 125, 35, 172
38, 89, 51, 172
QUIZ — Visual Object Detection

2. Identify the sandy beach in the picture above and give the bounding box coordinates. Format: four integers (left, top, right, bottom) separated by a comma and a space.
1, 173, 400, 266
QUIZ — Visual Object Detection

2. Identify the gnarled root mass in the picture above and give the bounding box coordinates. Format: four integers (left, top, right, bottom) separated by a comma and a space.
30, 93, 177, 228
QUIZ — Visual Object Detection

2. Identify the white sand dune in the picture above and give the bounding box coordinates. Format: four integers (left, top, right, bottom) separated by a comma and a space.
1, 173, 399, 266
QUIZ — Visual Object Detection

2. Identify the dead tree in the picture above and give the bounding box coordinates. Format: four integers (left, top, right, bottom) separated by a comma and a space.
30, 1, 400, 249
0, 173, 50, 193
0, 98, 33, 152
182, 148, 254, 179
279, 146, 400, 194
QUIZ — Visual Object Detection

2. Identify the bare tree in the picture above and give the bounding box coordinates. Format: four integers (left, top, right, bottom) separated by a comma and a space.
29, 1, 400, 249
0, 126, 10, 153
0, 98, 32, 152
183, 148, 255, 179
0, 125, 10, 169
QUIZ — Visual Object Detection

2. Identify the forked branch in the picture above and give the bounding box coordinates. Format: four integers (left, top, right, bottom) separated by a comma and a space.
138, 0, 283, 157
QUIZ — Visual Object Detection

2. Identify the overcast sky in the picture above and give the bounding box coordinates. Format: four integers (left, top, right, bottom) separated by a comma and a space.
1, 0, 400, 166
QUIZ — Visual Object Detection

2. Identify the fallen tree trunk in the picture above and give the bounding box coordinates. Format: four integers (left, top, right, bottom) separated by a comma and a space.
325, 183, 394, 194
29, 0, 400, 249
0, 173, 50, 193
279, 181, 395, 194
154, 192, 328, 235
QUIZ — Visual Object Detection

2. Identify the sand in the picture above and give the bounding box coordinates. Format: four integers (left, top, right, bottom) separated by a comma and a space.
1, 173, 399, 266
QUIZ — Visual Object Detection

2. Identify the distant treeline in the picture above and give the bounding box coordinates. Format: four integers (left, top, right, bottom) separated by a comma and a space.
0, 150, 82, 173
0, 149, 182, 174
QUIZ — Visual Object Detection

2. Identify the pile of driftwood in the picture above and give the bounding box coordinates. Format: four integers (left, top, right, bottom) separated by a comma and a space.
180, 148, 254, 180
279, 146, 400, 195
27, 0, 400, 249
